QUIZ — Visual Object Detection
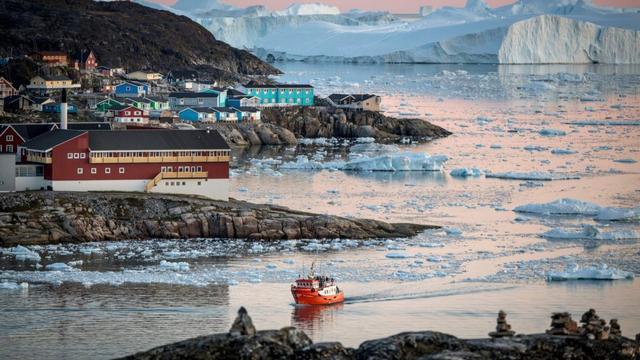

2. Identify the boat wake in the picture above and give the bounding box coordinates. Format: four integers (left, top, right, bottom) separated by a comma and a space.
343, 285, 517, 304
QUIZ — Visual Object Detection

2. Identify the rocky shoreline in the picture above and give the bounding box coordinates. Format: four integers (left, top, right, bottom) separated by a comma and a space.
121, 307, 640, 360
0, 192, 435, 247
204, 107, 451, 146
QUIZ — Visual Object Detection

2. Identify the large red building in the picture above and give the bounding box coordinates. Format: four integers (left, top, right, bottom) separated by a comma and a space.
17, 129, 230, 200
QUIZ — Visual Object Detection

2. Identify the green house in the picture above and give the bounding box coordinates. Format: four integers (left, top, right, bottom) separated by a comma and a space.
95, 98, 125, 112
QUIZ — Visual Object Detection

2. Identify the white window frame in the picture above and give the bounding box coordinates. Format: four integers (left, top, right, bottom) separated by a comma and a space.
80, 153, 86, 159
6, 135, 13, 141
73, 153, 80, 159
119, 167, 125, 174
77, 168, 83, 174
91, 168, 97, 174
67, 153, 73, 159
105, 167, 111, 174
6, 145, 12, 152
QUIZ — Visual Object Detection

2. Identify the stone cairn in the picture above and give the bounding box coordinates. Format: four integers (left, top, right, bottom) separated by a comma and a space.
580, 308, 609, 340
229, 306, 256, 337
546, 312, 579, 335
489, 310, 515, 338
609, 319, 621, 337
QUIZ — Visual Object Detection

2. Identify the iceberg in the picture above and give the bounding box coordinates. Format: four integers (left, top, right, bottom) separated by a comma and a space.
538, 128, 566, 136
546, 264, 634, 281
0, 281, 29, 290
551, 148, 578, 155
279, 152, 448, 172
385, 252, 412, 259
515, 198, 640, 221
514, 198, 601, 215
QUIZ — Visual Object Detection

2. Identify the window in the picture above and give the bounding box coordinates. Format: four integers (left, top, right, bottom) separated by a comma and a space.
178, 166, 183, 172
125, 111, 130, 116
73, 153, 80, 159
91, 168, 97, 174
6, 145, 12, 152
119, 167, 125, 174
197, 181, 201, 186
80, 153, 86, 159
196, 166, 202, 171
77, 168, 83, 174
170, 181, 175, 186
6, 135, 13, 141
105, 168, 111, 174
161, 166, 167, 172
182, 181, 186, 186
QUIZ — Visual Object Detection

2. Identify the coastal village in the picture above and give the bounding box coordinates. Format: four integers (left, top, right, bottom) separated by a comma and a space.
0, 49, 382, 199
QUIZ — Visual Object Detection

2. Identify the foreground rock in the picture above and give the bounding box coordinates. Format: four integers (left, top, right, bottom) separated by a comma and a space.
203, 107, 451, 146
120, 308, 640, 360
0, 192, 434, 247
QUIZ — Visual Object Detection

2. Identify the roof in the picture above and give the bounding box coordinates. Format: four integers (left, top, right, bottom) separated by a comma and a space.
72, 49, 94, 61
68, 122, 112, 131
235, 107, 259, 112
21, 129, 85, 151
31, 96, 54, 105
115, 81, 146, 88
328, 94, 378, 103
225, 88, 246, 96
244, 82, 313, 89
181, 107, 217, 114
3, 95, 34, 105
41, 75, 72, 82
35, 51, 67, 56
125, 97, 152, 104
169, 92, 219, 99
89, 130, 229, 151
210, 107, 237, 113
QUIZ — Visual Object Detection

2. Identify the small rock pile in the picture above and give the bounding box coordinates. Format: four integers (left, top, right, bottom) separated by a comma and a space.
580, 309, 609, 340
229, 306, 256, 336
609, 319, 621, 337
489, 310, 515, 338
546, 312, 579, 335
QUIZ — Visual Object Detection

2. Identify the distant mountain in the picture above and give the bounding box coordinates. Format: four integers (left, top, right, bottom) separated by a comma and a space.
0, 0, 279, 79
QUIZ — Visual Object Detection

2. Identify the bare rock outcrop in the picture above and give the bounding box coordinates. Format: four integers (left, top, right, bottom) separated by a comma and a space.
0, 192, 436, 247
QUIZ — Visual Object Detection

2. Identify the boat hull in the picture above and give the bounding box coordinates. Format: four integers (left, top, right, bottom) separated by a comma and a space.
291, 288, 345, 305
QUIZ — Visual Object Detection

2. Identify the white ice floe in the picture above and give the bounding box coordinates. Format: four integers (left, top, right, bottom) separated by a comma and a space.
546, 264, 634, 281
159, 260, 190, 272
280, 152, 448, 172
419, 242, 445, 248
2, 245, 41, 262
0, 281, 29, 290
450, 167, 483, 178
45, 263, 76, 272
486, 171, 579, 181
540, 225, 639, 241
515, 198, 639, 221
444, 227, 463, 236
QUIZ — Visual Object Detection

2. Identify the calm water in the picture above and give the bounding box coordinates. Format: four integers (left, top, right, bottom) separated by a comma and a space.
1, 63, 640, 359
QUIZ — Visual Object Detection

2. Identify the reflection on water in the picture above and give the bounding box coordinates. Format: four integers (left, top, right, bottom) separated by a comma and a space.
291, 303, 344, 337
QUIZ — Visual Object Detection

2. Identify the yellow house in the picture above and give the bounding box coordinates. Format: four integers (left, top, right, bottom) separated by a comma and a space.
28, 75, 76, 89
126, 71, 163, 81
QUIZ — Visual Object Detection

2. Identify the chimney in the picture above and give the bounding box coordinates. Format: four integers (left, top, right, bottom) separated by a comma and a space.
60, 88, 68, 129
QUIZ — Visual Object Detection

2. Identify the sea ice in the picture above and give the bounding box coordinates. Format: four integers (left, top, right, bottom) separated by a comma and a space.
0, 281, 29, 290
539, 128, 566, 136
551, 148, 577, 155
159, 260, 190, 272
45, 263, 76, 272
4, 245, 41, 262
450, 167, 483, 178
546, 264, 634, 281
385, 252, 412, 259
486, 171, 579, 181
613, 158, 637, 164
595, 207, 640, 221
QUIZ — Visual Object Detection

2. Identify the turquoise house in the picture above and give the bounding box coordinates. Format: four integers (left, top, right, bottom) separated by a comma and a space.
199, 88, 227, 107
241, 84, 314, 106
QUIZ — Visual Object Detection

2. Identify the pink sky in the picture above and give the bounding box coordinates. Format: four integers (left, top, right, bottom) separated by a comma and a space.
154, 0, 639, 12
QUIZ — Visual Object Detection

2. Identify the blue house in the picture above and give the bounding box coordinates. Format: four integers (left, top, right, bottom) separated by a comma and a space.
113, 81, 149, 98
241, 83, 314, 107
198, 87, 227, 106
42, 102, 78, 114
178, 107, 217, 122
234, 107, 261, 121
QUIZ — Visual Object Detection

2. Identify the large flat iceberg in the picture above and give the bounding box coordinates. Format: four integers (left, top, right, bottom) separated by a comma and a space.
515, 198, 640, 221
546, 264, 634, 281
486, 171, 579, 181
279, 152, 448, 172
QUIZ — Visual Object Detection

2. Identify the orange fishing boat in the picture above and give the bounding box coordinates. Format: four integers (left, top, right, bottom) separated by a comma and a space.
291, 262, 344, 305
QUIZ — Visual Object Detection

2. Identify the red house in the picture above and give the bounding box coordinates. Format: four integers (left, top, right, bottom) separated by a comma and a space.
0, 123, 57, 154
18, 129, 230, 200
113, 106, 148, 124
73, 49, 98, 71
